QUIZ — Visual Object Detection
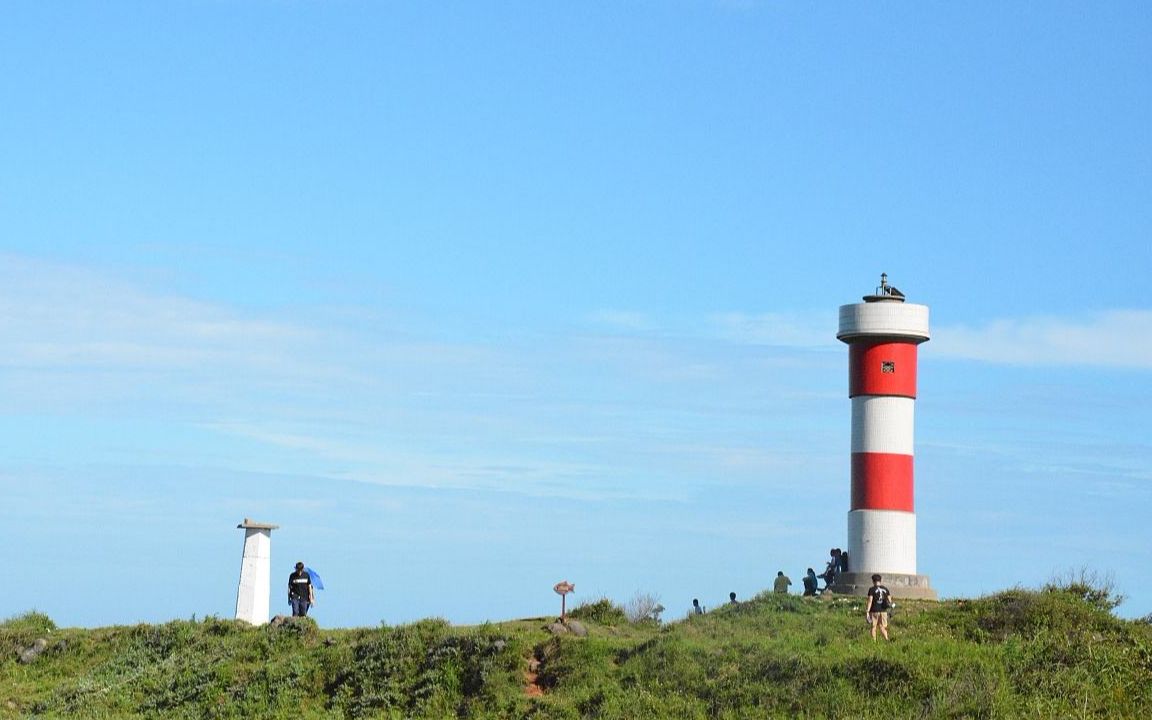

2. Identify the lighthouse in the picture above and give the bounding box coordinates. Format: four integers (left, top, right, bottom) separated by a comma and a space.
829, 275, 937, 599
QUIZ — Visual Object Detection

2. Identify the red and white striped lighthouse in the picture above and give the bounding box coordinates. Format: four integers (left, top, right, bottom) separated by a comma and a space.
830, 274, 937, 599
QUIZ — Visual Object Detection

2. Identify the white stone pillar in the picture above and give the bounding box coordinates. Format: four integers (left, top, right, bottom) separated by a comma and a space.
235, 519, 279, 625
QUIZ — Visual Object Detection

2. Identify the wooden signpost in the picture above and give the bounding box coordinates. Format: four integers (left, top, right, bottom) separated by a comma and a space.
553, 580, 575, 620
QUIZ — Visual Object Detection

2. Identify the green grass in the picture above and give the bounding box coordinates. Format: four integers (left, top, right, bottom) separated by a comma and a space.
3, 582, 1151, 719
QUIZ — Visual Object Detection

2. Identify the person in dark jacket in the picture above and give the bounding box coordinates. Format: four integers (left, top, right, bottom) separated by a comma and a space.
288, 561, 315, 617
803, 568, 819, 596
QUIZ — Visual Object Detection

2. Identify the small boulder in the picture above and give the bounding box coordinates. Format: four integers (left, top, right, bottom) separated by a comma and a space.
565, 620, 588, 637
546, 622, 569, 636
18, 638, 48, 665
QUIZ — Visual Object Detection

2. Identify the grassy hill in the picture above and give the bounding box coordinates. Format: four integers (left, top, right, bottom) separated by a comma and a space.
3, 579, 1150, 719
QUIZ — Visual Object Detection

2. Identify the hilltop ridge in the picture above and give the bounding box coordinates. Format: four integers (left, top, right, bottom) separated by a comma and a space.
3, 579, 1150, 719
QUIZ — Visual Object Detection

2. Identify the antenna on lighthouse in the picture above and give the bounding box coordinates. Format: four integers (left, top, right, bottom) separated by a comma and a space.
864, 273, 906, 303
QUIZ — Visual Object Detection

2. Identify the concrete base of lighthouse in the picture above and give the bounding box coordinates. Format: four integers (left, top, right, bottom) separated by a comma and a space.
827, 572, 938, 601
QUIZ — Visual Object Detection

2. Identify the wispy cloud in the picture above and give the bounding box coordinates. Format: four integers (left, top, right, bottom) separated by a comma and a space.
0, 256, 834, 503
708, 307, 1152, 370
934, 310, 1152, 369
582, 309, 654, 333
708, 311, 838, 348
0, 254, 314, 373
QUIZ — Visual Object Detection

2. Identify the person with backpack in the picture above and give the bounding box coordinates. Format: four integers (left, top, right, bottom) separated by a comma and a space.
865, 574, 892, 641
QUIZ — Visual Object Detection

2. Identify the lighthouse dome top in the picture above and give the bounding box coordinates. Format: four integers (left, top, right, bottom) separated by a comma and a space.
838, 274, 930, 343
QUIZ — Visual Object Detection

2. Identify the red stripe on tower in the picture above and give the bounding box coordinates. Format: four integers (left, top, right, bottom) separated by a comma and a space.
851, 452, 914, 511
848, 342, 919, 398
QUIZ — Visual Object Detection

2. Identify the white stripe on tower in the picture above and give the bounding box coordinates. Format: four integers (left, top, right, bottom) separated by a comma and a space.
851, 397, 915, 455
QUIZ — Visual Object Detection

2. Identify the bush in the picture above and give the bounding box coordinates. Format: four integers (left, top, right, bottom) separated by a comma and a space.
568, 598, 627, 626
1043, 568, 1125, 612
326, 619, 521, 718
0, 611, 58, 660
263, 615, 319, 643
1, 610, 56, 634
934, 583, 1124, 645
624, 591, 664, 624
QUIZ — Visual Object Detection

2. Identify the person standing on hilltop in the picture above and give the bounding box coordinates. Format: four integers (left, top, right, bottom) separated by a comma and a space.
773, 571, 792, 594
866, 574, 892, 641
288, 561, 315, 617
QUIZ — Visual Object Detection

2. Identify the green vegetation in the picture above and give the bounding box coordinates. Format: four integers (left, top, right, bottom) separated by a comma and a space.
3, 581, 1150, 719
567, 598, 628, 626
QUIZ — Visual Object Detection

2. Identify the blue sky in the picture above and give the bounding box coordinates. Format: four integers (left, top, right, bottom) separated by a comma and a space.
2, 1, 1150, 627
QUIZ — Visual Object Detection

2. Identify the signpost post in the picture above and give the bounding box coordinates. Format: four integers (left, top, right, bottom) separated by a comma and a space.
553, 580, 575, 621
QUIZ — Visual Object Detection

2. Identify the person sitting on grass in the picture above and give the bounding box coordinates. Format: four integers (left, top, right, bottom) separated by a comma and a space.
803, 568, 819, 596
820, 548, 840, 589
773, 570, 792, 594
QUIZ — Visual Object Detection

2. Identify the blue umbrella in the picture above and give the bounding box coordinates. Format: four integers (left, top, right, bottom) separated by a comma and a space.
305, 567, 325, 591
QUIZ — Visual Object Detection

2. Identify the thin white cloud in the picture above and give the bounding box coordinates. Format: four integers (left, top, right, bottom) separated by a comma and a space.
36, 254, 1133, 508
583, 309, 654, 333
934, 310, 1152, 369
709, 311, 838, 348
0, 254, 313, 372
708, 306, 1152, 370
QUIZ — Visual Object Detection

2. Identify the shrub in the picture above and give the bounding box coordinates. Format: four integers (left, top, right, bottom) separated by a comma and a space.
934, 584, 1124, 645
568, 598, 627, 626
624, 591, 664, 624
325, 619, 520, 718
130, 619, 200, 658
1043, 568, 1125, 612
1, 610, 56, 634
263, 615, 319, 643
0, 610, 57, 656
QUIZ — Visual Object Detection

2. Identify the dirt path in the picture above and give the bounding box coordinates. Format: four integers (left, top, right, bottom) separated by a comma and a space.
524, 657, 544, 697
